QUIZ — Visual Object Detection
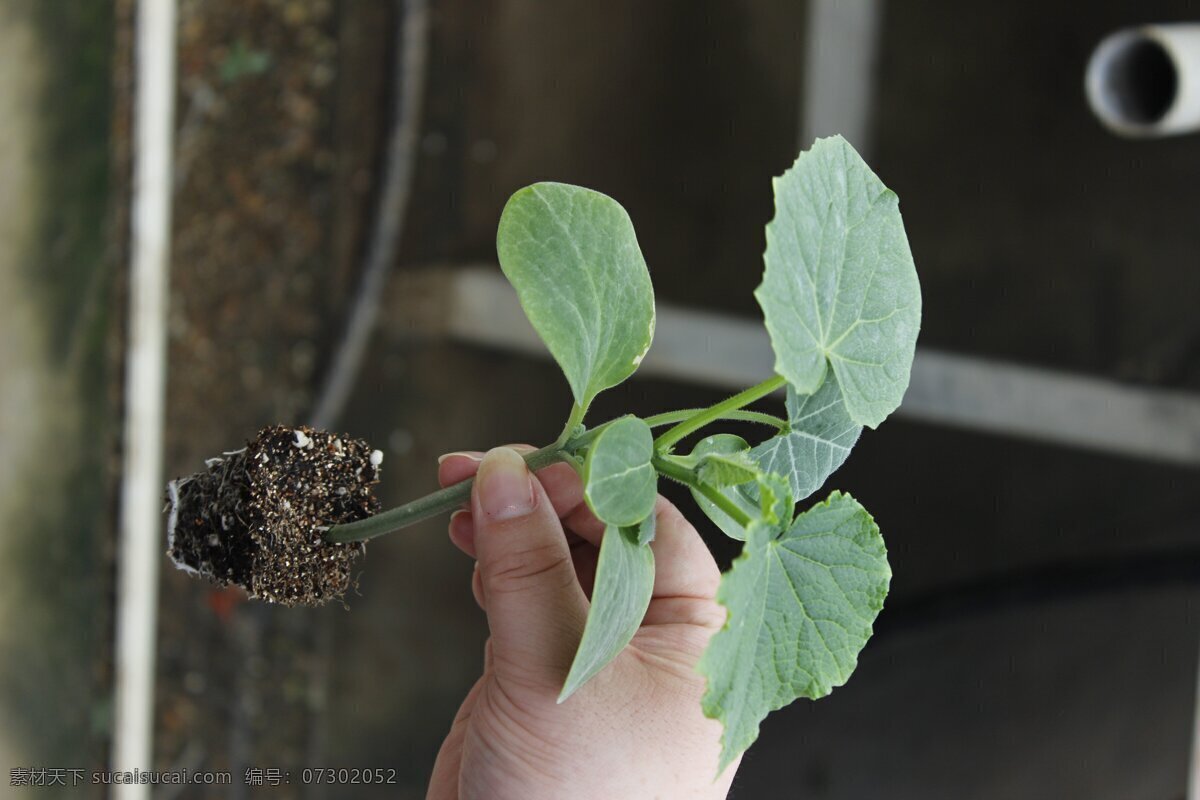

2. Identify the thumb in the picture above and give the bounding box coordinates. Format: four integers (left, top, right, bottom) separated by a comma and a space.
471, 447, 588, 691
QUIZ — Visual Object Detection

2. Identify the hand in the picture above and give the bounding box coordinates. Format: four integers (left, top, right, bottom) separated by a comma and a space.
426, 446, 739, 800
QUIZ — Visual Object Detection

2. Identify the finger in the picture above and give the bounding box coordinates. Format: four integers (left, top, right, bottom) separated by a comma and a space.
438, 450, 484, 488
648, 497, 721, 601
452, 510, 594, 601
427, 676, 485, 799
471, 447, 588, 691
530, 461, 586, 517
448, 510, 476, 558
471, 562, 485, 610
561, 501, 607, 545
438, 445, 533, 487
439, 449, 586, 518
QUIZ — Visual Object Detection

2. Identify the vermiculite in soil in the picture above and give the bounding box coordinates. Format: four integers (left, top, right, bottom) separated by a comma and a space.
166, 425, 381, 607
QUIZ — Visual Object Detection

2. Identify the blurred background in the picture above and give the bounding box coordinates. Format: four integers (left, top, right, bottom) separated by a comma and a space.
2, 0, 1200, 797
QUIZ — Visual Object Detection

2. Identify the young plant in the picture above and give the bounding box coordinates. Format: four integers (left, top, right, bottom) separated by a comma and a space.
169, 135, 921, 770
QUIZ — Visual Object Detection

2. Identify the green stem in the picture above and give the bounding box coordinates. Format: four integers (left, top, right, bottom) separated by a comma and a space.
328, 405, 588, 544
327, 386, 789, 545
643, 408, 786, 431
567, 408, 785, 453
325, 440, 570, 543
558, 402, 588, 444
653, 375, 787, 452
651, 454, 752, 528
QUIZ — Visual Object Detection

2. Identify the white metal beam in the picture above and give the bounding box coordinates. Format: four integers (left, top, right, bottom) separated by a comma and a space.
802, 0, 882, 153
439, 267, 1200, 466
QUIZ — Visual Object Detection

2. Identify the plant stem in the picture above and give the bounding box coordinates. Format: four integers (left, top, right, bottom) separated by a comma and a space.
651, 454, 753, 528
653, 374, 787, 452
559, 402, 587, 444
325, 441, 570, 543
567, 408, 786, 453
326, 387, 788, 544
643, 408, 786, 431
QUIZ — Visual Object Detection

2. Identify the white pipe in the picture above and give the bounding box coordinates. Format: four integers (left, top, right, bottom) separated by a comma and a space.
112, 0, 177, 794
309, 0, 429, 430
1086, 24, 1200, 137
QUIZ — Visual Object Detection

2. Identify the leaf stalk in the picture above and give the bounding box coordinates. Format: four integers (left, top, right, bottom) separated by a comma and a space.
653, 375, 787, 452
651, 454, 753, 528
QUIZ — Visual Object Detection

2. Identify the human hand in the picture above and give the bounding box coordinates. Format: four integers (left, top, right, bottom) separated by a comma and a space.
426, 446, 739, 800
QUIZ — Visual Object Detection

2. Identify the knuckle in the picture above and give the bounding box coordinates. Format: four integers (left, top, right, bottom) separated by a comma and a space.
483, 540, 574, 593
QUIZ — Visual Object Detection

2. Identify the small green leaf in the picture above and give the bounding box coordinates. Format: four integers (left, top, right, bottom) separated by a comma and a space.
583, 416, 657, 527
696, 449, 760, 487
756, 135, 921, 428
689, 435, 759, 540
748, 371, 861, 503
559, 521, 655, 703
634, 508, 657, 546
698, 491, 890, 772
497, 183, 655, 410
755, 472, 792, 528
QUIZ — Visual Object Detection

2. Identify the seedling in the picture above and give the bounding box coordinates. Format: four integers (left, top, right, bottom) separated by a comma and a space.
166, 135, 921, 769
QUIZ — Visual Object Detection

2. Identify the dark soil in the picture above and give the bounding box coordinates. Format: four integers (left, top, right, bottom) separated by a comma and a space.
167, 426, 378, 606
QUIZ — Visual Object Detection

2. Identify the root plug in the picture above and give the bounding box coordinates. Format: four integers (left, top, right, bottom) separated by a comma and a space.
165, 425, 381, 607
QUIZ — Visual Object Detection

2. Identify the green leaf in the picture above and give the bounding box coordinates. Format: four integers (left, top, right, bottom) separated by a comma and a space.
497, 182, 656, 410
583, 416, 658, 527
634, 507, 657, 546
698, 491, 890, 772
559, 521, 655, 703
748, 371, 861, 503
692, 376, 857, 539
689, 435, 759, 540
755, 135, 921, 428
754, 472, 792, 528
692, 470, 792, 544
696, 449, 760, 487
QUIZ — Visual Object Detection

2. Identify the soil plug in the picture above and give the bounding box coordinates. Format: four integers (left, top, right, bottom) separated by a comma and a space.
166, 425, 381, 607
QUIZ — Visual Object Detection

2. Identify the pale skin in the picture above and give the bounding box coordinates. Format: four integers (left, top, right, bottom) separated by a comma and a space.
426, 446, 740, 800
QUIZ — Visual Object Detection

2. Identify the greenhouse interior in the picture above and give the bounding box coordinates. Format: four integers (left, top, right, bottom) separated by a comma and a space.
1, 1, 1199, 798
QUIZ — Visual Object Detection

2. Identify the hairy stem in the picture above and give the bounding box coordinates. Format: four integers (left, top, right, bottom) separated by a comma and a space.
643, 408, 786, 431
653, 375, 787, 452
567, 408, 785, 453
651, 454, 753, 528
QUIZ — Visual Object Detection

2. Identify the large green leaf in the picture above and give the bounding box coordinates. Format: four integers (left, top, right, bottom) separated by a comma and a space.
497, 182, 655, 410
559, 519, 655, 703
755, 136, 921, 428
748, 371, 861, 503
583, 416, 658, 528
698, 491, 890, 772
